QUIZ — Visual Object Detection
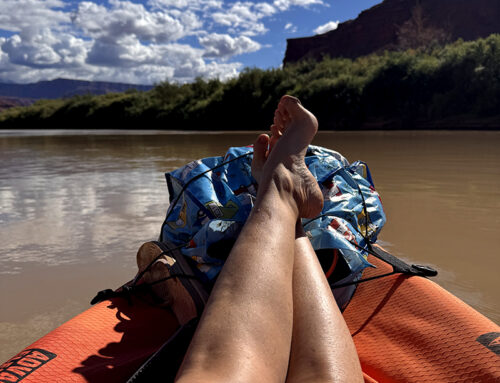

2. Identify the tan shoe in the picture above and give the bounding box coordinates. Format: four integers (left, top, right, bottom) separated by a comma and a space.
136, 241, 209, 325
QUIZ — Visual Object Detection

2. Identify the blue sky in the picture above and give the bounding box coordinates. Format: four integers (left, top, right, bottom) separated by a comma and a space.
0, 0, 382, 84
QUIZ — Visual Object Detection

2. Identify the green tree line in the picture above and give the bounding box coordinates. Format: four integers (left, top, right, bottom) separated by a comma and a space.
2, 34, 500, 130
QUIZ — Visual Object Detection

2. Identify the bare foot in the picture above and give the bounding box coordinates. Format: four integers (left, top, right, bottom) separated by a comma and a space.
254, 95, 323, 218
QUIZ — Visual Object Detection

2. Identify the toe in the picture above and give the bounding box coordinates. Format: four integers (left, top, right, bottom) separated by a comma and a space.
281, 109, 290, 128
279, 95, 302, 118
253, 134, 269, 165
270, 124, 281, 151
273, 114, 280, 129
270, 123, 281, 139
251, 134, 269, 181
275, 109, 285, 129
280, 95, 301, 105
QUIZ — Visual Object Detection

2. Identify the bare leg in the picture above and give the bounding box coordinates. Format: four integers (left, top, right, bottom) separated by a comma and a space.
286, 223, 363, 383
176, 96, 323, 382
252, 118, 363, 382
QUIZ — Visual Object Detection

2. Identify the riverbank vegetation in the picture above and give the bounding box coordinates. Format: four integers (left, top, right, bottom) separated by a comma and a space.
2, 34, 500, 130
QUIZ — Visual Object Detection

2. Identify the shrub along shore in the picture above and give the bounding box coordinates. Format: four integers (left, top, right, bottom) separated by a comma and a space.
2, 35, 500, 130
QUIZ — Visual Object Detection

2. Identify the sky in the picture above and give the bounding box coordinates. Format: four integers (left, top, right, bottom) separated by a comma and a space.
0, 0, 382, 85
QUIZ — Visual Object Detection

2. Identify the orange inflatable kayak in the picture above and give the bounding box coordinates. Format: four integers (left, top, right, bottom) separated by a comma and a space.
1, 251, 499, 382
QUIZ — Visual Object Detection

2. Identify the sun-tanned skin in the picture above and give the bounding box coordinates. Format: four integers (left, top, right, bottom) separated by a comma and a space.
253, 115, 363, 382
175, 96, 363, 383
287, 224, 363, 383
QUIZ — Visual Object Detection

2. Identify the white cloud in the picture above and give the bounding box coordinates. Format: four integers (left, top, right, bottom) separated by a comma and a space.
174, 60, 241, 82
254, 3, 276, 16
0, 32, 242, 84
0, 37, 16, 75
148, 0, 223, 11
86, 36, 241, 80
0, 0, 69, 32
86, 36, 150, 67
314, 20, 339, 35
211, 2, 278, 36
1, 28, 88, 69
137, 43, 240, 82
200, 33, 261, 58
209, 0, 325, 36
284, 22, 297, 33
0, 0, 329, 84
72, 0, 202, 43
273, 0, 325, 12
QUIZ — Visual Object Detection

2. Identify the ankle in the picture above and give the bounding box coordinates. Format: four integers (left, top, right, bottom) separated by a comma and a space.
254, 184, 300, 221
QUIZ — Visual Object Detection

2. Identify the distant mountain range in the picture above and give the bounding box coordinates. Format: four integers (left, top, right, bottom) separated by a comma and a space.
0, 78, 154, 110
0, 96, 35, 112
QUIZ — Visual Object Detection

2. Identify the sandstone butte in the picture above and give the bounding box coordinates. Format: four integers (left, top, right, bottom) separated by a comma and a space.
284, 0, 500, 65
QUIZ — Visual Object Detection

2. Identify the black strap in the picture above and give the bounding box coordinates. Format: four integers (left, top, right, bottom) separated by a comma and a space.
331, 244, 437, 289
90, 285, 146, 305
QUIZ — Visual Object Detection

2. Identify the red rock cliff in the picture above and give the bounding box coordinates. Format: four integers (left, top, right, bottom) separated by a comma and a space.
284, 0, 500, 64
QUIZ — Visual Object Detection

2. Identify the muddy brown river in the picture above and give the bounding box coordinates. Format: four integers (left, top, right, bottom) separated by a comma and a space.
1, 130, 499, 363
